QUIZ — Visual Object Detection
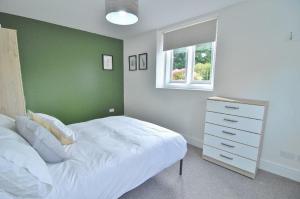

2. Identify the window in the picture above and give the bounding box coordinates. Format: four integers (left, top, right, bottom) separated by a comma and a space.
164, 42, 215, 89
170, 48, 188, 81
193, 43, 213, 82
156, 18, 217, 91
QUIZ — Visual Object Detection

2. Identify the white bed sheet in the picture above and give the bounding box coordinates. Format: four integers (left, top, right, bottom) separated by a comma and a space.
46, 116, 187, 199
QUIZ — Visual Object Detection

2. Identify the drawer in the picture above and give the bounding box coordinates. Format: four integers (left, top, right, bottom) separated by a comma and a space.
203, 145, 257, 174
207, 100, 265, 120
204, 123, 261, 147
205, 112, 263, 134
204, 134, 259, 161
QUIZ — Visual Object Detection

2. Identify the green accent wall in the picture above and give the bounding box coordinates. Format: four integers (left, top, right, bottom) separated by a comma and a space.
0, 13, 124, 124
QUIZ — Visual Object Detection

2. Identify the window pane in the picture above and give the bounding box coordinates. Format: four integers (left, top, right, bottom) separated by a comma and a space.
193, 43, 212, 81
171, 48, 187, 81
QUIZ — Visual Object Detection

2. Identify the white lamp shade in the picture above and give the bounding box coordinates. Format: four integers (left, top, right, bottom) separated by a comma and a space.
105, 0, 138, 25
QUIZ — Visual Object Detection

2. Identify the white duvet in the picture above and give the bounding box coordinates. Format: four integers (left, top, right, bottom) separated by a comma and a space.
46, 116, 187, 199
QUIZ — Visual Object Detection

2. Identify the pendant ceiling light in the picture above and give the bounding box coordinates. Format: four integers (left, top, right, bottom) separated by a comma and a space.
105, 0, 139, 25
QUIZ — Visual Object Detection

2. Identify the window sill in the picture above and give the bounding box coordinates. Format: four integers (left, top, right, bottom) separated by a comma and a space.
159, 83, 214, 91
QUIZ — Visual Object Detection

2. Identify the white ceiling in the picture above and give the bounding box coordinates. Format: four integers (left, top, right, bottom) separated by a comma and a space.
0, 0, 246, 39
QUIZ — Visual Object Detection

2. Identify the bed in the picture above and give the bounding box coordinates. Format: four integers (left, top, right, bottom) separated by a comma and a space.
0, 39, 187, 198
46, 116, 187, 199
0, 114, 187, 199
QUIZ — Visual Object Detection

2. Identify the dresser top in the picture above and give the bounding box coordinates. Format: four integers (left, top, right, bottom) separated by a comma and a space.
208, 96, 268, 106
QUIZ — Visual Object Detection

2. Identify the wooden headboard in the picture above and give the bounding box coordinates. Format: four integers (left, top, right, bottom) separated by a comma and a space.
0, 27, 26, 118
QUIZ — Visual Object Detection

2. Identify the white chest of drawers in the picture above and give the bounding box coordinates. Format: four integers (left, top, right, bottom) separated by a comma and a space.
202, 97, 268, 178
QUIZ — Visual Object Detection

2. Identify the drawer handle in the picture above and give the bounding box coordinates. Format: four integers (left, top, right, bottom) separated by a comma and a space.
225, 105, 239, 110
224, 118, 238, 123
221, 142, 235, 148
219, 154, 233, 160
222, 130, 236, 135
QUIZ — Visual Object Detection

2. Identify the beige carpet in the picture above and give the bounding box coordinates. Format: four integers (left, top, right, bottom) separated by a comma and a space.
120, 145, 300, 199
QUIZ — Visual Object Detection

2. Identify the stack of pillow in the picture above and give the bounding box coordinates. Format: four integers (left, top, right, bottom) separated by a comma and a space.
0, 112, 76, 199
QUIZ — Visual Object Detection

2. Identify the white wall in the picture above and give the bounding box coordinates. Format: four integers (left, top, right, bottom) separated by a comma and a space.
124, 0, 300, 181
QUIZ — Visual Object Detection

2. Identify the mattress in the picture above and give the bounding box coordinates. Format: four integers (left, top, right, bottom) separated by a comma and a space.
46, 116, 187, 199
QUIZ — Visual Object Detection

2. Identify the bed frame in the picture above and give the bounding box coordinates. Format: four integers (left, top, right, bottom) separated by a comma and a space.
179, 159, 183, 175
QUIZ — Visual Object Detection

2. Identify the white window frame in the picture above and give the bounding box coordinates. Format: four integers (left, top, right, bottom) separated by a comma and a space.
163, 42, 216, 91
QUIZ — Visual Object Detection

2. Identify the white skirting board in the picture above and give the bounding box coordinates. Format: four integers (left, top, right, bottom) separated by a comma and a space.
259, 159, 300, 183
185, 137, 300, 182
183, 135, 203, 148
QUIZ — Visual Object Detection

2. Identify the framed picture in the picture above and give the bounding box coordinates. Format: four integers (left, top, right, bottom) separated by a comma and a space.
102, 54, 113, 70
129, 55, 137, 71
139, 53, 148, 70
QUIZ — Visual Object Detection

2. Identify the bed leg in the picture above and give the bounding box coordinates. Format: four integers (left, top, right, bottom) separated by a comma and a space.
179, 159, 183, 175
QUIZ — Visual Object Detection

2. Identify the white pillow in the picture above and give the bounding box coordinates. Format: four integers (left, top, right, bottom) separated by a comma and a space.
0, 114, 16, 131
37, 113, 76, 141
27, 111, 74, 145
16, 117, 69, 163
0, 127, 53, 198
0, 126, 27, 144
